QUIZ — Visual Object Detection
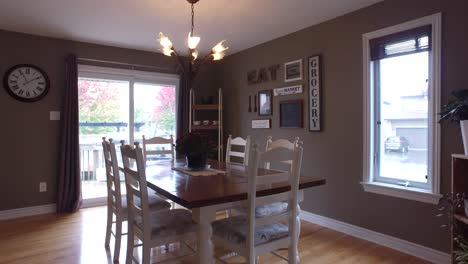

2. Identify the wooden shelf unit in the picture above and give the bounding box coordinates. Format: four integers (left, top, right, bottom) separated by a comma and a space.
191, 104, 219, 110
451, 154, 468, 263
189, 88, 223, 161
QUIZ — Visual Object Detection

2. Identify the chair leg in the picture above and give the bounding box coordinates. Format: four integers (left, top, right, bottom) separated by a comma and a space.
247, 254, 256, 264
142, 244, 151, 264
105, 208, 112, 248
126, 228, 134, 264
114, 217, 122, 262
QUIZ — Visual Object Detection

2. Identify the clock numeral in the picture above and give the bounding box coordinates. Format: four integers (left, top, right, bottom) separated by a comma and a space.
12, 74, 19, 79
9, 80, 17, 84
37, 87, 44, 92
17, 89, 24, 95
19, 69, 24, 75
33, 91, 38, 96
25, 68, 30, 74
26, 91, 31, 97
12, 85, 19, 91
38, 82, 45, 85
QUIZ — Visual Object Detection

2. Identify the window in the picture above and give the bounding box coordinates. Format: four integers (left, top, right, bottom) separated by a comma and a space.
77, 65, 179, 203
362, 14, 441, 204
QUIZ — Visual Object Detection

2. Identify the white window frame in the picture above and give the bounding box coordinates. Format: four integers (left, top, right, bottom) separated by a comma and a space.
361, 13, 442, 204
78, 65, 180, 145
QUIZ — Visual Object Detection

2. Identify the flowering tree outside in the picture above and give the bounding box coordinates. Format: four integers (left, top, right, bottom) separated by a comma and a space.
78, 79, 125, 135
153, 86, 176, 133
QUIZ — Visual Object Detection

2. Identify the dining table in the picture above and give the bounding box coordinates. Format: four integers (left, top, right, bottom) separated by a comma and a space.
144, 159, 326, 263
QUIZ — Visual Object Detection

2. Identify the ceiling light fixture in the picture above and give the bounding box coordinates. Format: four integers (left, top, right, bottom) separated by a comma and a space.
158, 0, 228, 78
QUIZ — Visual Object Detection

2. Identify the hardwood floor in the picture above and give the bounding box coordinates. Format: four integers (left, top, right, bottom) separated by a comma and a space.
0, 207, 428, 264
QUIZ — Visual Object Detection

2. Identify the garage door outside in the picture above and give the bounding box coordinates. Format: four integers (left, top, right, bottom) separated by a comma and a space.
396, 127, 427, 150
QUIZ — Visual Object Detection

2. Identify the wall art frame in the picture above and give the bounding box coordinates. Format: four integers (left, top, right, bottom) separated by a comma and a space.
284, 59, 303, 82
279, 99, 303, 128
252, 119, 271, 129
309, 55, 321, 131
258, 89, 272, 116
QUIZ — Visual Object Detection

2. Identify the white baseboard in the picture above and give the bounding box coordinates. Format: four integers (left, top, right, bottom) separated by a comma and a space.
300, 210, 450, 264
0, 204, 56, 221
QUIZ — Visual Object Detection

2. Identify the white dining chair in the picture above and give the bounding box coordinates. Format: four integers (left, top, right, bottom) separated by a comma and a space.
211, 142, 304, 263
265, 136, 299, 169
226, 135, 251, 166
142, 135, 174, 165
120, 141, 197, 264
102, 137, 171, 262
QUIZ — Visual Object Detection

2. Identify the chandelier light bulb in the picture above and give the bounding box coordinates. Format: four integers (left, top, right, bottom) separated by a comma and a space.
159, 32, 173, 49
162, 47, 174, 56
212, 52, 225, 61
191, 50, 199, 60
188, 32, 201, 50
212, 40, 229, 54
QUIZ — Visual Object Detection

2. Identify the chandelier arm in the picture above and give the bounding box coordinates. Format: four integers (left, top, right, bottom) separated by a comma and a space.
192, 54, 213, 75
172, 49, 187, 73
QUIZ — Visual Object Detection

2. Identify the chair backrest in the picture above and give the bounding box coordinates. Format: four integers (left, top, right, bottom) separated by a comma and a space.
245, 142, 304, 248
142, 135, 175, 164
225, 135, 251, 165
102, 137, 123, 212
264, 136, 300, 169
120, 141, 150, 239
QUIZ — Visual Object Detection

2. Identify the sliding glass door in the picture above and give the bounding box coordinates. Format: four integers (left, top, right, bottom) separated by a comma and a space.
77, 65, 179, 204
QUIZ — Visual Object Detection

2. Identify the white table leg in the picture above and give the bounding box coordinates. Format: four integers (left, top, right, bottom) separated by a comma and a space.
192, 206, 216, 264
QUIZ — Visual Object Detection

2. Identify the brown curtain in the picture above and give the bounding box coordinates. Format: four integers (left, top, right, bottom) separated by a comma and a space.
57, 54, 82, 213
177, 72, 191, 141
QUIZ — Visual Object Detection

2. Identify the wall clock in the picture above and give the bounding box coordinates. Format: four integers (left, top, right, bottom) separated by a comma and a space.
3, 64, 50, 102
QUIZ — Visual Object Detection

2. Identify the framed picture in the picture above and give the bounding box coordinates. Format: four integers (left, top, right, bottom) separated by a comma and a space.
258, 90, 272, 116
284, 59, 303, 82
280, 100, 303, 128
252, 119, 271, 129
309, 55, 321, 131
273, 85, 303, 96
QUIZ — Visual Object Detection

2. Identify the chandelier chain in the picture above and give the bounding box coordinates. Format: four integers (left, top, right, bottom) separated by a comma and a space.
191, 3, 195, 36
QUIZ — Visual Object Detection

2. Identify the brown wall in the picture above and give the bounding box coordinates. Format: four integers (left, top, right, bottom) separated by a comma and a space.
216, 0, 468, 252
0, 30, 215, 211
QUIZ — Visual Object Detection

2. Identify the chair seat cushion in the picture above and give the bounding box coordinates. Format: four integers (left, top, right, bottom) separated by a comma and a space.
121, 190, 171, 211
212, 215, 288, 246
255, 202, 288, 218
136, 209, 196, 238
147, 190, 172, 211
234, 202, 288, 218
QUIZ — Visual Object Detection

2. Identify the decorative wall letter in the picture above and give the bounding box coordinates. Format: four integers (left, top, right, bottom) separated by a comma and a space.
309, 55, 321, 131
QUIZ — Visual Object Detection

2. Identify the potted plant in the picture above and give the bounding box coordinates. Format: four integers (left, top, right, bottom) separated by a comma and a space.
437, 193, 468, 264
454, 236, 468, 263
439, 89, 468, 154
175, 133, 211, 170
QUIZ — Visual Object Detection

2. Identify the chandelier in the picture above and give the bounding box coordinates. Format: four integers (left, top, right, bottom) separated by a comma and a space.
158, 0, 228, 76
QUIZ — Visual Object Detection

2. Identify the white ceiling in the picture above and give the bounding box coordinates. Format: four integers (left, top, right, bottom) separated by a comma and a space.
0, 0, 382, 56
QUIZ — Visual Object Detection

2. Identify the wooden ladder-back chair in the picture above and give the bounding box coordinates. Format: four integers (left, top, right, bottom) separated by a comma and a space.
102, 137, 171, 262
212, 142, 304, 263
142, 135, 175, 165
226, 135, 251, 166
120, 141, 197, 264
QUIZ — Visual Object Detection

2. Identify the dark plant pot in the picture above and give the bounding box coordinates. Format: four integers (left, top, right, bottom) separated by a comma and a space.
186, 154, 207, 170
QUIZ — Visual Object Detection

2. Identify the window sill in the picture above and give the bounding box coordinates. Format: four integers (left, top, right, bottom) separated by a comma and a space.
361, 182, 441, 204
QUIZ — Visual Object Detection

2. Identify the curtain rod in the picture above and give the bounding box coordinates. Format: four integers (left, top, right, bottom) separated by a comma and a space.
77, 57, 172, 71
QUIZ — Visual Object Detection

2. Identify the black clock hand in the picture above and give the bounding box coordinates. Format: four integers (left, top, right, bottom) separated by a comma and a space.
24, 76, 42, 85
19, 71, 29, 83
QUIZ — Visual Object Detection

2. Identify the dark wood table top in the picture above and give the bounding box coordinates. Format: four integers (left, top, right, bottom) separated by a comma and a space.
145, 159, 326, 209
